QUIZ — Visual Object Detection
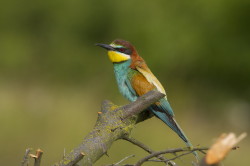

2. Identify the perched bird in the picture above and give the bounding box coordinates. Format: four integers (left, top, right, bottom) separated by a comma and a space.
96, 39, 198, 158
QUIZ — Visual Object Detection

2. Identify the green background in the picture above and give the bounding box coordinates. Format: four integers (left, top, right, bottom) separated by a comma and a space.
0, 0, 249, 165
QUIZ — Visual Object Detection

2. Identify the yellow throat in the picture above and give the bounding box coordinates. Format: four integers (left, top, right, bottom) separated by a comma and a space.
107, 51, 130, 63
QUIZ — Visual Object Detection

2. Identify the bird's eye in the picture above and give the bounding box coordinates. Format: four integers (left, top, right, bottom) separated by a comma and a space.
115, 47, 132, 55
118, 48, 125, 52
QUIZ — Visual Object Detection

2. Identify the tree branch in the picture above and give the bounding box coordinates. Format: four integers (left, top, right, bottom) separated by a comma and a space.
123, 136, 178, 166
21, 90, 246, 166
29, 149, 43, 166
21, 148, 31, 166
133, 133, 246, 166
121, 90, 165, 119
134, 147, 207, 166
53, 90, 165, 166
113, 154, 135, 165
201, 132, 247, 166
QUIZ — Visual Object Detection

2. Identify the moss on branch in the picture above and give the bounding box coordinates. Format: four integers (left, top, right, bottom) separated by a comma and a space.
53, 90, 165, 166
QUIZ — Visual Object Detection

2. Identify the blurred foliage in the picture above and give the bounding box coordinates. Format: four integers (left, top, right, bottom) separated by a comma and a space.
0, 0, 249, 165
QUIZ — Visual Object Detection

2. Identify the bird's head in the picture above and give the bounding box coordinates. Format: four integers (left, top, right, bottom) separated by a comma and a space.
96, 39, 136, 63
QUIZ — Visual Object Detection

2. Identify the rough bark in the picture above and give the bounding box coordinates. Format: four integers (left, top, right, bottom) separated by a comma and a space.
53, 90, 165, 166
21, 90, 246, 166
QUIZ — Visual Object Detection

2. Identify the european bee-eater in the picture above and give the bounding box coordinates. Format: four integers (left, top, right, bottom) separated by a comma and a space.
96, 39, 198, 159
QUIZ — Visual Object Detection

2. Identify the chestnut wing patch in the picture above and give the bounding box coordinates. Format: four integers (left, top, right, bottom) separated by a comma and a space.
131, 73, 156, 96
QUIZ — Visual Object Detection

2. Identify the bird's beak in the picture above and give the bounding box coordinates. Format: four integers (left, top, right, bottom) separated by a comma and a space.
95, 43, 115, 51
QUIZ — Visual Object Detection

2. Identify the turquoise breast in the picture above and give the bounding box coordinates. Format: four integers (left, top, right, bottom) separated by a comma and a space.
113, 60, 137, 102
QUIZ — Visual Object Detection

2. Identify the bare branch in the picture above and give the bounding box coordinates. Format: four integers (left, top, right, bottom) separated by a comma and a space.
114, 154, 135, 166
133, 133, 246, 166
21, 89, 246, 166
201, 132, 247, 166
29, 149, 43, 166
147, 150, 194, 162
123, 136, 178, 166
123, 136, 155, 154
134, 147, 206, 166
53, 91, 165, 166
21, 148, 31, 166
121, 90, 165, 119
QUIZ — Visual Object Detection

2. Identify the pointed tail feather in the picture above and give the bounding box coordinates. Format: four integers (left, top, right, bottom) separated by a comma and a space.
150, 108, 199, 160
171, 118, 200, 161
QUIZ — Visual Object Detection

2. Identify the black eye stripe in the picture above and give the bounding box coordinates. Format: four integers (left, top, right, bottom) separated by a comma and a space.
115, 47, 124, 52
115, 47, 132, 55
124, 49, 132, 55
119, 48, 125, 52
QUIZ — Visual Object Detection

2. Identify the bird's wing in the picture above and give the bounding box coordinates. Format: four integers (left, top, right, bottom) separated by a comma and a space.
125, 78, 137, 97
136, 65, 166, 95
131, 62, 198, 159
129, 64, 174, 117
152, 98, 175, 117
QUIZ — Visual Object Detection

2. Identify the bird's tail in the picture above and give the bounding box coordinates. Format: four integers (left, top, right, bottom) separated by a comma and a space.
151, 109, 199, 161
171, 118, 199, 161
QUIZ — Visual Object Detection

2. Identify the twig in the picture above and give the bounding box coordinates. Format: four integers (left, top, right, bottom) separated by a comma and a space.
21, 148, 31, 166
114, 154, 135, 165
168, 150, 194, 162
148, 150, 194, 162
63, 148, 66, 159
29, 149, 43, 166
134, 133, 245, 166
123, 136, 178, 166
134, 147, 208, 166
199, 150, 207, 155
123, 137, 154, 154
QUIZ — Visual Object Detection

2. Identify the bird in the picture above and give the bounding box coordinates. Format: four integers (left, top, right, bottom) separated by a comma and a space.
96, 39, 198, 159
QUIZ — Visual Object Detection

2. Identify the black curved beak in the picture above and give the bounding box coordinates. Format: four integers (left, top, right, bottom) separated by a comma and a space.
95, 43, 115, 51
